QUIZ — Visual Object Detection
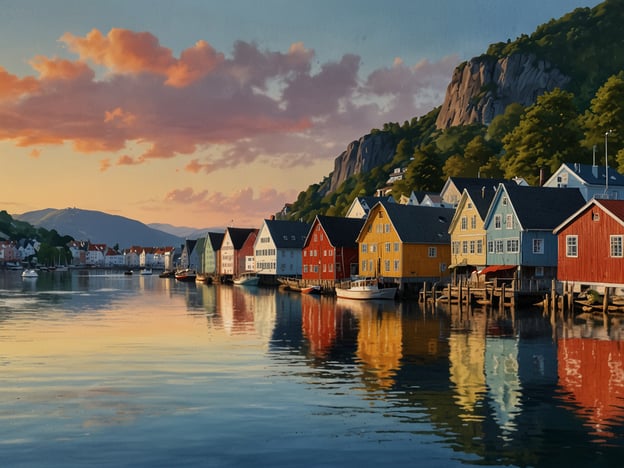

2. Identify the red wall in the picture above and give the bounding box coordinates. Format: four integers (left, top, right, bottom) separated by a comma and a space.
302, 222, 356, 281
557, 206, 624, 284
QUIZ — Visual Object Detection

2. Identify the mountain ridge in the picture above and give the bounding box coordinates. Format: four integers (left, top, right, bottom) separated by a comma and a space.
14, 208, 186, 249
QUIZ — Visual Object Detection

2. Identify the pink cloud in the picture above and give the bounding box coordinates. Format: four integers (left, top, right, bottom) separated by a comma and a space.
0, 28, 457, 174
162, 186, 297, 225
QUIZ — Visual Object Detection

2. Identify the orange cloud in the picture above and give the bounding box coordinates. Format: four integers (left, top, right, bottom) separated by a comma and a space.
61, 29, 224, 88
30, 56, 94, 81
0, 67, 39, 100
29, 149, 41, 159
99, 158, 111, 172
104, 107, 136, 126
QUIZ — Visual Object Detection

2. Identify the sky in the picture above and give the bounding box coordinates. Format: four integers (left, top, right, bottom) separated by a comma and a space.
0, 0, 603, 229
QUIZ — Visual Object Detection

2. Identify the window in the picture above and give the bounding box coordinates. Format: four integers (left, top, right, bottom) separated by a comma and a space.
611, 235, 623, 257
385, 260, 390, 271
469, 240, 475, 254
385, 224, 390, 233
488, 241, 494, 253
471, 216, 477, 229
506, 239, 519, 253
385, 242, 391, 252
505, 214, 513, 229
371, 244, 377, 253
494, 215, 502, 229
394, 242, 399, 252
495, 240, 504, 253
566, 235, 578, 257
593, 212, 600, 221
461, 217, 467, 230
462, 241, 468, 254
362, 260, 367, 271
394, 260, 400, 271
428, 247, 437, 258
452, 241, 460, 255
477, 240, 483, 254
361, 244, 367, 253
535, 266, 544, 277
533, 239, 544, 254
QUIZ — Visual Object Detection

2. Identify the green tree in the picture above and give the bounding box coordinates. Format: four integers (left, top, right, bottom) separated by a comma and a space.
394, 147, 443, 194
501, 88, 583, 184
486, 102, 525, 145
581, 72, 624, 169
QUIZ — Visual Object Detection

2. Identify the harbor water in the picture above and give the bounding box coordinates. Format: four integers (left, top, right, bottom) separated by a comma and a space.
1, 270, 623, 467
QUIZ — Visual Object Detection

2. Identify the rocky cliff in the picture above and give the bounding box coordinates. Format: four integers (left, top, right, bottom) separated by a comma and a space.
435, 53, 571, 129
326, 132, 397, 194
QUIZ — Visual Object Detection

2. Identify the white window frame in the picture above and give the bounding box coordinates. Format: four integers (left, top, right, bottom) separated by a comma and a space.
428, 247, 437, 258
533, 238, 544, 254
610, 235, 623, 258
566, 235, 578, 258
494, 215, 502, 230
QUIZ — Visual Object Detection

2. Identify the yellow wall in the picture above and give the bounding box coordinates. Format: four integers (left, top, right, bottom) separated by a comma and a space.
449, 198, 487, 267
358, 205, 451, 279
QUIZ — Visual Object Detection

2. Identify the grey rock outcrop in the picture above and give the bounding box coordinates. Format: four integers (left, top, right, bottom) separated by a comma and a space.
327, 132, 396, 194
435, 53, 571, 129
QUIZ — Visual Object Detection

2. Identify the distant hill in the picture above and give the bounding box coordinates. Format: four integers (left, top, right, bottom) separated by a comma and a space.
14, 208, 184, 249
148, 222, 224, 239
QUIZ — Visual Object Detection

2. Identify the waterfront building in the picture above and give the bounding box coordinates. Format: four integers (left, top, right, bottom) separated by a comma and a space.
219, 227, 258, 279
554, 198, 624, 291
483, 184, 585, 285
254, 219, 309, 277
356, 201, 454, 289
301, 215, 364, 284
543, 162, 624, 201
448, 185, 498, 280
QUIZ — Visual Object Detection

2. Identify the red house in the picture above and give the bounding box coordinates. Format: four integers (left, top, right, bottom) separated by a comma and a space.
302, 215, 364, 283
553, 199, 624, 288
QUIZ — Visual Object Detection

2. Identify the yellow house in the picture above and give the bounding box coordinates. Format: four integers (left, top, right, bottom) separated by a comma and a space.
356, 201, 454, 286
448, 186, 497, 271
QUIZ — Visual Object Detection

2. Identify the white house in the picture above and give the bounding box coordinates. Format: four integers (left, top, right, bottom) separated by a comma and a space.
543, 162, 624, 201
254, 219, 310, 276
104, 248, 124, 267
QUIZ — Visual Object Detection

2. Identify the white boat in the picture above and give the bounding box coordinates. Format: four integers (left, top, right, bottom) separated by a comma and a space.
21, 269, 38, 278
140, 268, 152, 275
233, 272, 260, 286
335, 278, 397, 300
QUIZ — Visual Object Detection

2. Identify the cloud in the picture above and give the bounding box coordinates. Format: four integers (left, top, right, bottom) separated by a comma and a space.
0, 28, 457, 174
162, 186, 296, 225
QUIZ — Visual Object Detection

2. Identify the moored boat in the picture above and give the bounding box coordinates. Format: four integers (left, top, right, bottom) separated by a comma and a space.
334, 277, 397, 300
21, 269, 38, 278
140, 268, 152, 276
301, 285, 321, 295
233, 272, 260, 286
159, 269, 175, 278
175, 269, 197, 282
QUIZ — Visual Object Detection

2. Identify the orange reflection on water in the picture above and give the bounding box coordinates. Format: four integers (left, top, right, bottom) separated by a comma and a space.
336, 299, 403, 389
301, 294, 343, 358
558, 337, 624, 440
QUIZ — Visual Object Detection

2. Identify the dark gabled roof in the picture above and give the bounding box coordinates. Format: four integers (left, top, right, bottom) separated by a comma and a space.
502, 184, 586, 230
194, 237, 206, 255
184, 239, 197, 254
265, 219, 311, 248
315, 215, 365, 248
379, 202, 454, 244
206, 232, 225, 251
560, 162, 624, 186
464, 185, 500, 219
448, 177, 510, 193
410, 191, 439, 204
227, 227, 257, 249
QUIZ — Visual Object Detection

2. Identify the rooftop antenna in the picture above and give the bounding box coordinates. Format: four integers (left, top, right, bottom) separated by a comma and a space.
605, 130, 614, 195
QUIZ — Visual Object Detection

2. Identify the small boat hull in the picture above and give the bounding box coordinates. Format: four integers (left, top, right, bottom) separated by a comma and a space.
335, 278, 396, 300
301, 285, 321, 295
233, 273, 259, 286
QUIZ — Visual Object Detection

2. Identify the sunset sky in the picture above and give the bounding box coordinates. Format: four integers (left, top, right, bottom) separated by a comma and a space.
0, 0, 601, 229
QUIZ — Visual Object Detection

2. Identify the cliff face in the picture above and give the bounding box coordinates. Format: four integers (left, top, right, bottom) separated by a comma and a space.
435, 53, 571, 129
327, 132, 396, 194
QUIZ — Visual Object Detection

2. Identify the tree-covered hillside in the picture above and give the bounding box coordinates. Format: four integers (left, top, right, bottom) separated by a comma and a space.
283, 0, 624, 223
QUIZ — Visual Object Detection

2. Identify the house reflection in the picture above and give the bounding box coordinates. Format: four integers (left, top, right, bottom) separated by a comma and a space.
558, 335, 624, 440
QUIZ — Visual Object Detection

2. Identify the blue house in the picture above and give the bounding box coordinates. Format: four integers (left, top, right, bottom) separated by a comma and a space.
543, 162, 624, 201
482, 184, 585, 284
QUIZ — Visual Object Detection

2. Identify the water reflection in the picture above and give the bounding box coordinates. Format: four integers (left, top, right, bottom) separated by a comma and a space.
3, 270, 624, 467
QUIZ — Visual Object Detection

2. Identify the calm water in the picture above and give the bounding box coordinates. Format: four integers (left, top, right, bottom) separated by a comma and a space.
1, 271, 623, 467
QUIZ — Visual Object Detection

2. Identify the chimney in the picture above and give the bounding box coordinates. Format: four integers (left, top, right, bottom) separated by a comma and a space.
539, 168, 545, 186
592, 164, 599, 178
481, 186, 485, 199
